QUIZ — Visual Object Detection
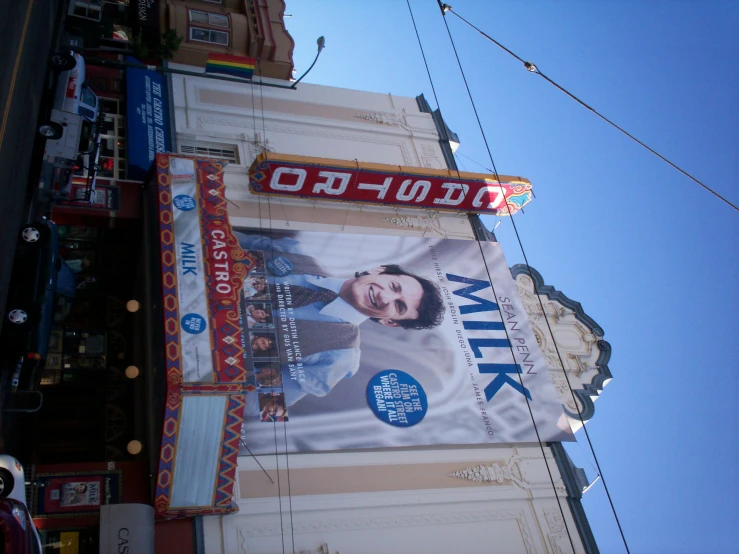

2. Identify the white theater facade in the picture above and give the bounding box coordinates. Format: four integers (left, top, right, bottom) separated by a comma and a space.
165, 64, 610, 554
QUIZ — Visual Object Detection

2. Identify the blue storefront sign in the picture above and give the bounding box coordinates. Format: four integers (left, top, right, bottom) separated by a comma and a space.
126, 59, 171, 181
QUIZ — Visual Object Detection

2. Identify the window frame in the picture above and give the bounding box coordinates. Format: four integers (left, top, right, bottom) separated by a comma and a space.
69, 0, 102, 22
188, 10, 229, 28
74, 97, 127, 180
189, 26, 230, 46
179, 143, 240, 165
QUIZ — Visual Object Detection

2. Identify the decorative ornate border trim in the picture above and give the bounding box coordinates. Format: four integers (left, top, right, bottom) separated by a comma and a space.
509, 264, 612, 421
154, 154, 249, 519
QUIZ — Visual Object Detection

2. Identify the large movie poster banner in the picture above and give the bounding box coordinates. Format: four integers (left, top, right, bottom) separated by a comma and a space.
237, 229, 573, 454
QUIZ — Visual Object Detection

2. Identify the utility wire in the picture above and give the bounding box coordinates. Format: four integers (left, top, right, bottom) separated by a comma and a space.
453, 152, 469, 172
406, 1, 578, 551
444, 4, 738, 213
258, 57, 296, 553
251, 66, 286, 554
456, 151, 493, 173
436, 13, 579, 554
438, 3, 631, 552
406, 0, 442, 111
267, 190, 297, 554
267, 192, 297, 554
470, 241, 578, 554
457, 151, 537, 199
240, 439, 275, 484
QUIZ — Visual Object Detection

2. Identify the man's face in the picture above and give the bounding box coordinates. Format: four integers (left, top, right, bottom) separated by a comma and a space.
263, 401, 285, 420
252, 336, 272, 351
251, 308, 268, 322
74, 484, 87, 493
261, 368, 279, 380
259, 374, 280, 387
341, 267, 423, 326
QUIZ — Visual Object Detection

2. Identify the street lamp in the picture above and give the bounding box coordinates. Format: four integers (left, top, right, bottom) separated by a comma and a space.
291, 36, 326, 88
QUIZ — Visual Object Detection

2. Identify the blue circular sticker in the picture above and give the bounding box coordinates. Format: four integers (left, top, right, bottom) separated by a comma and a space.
181, 313, 206, 334
173, 194, 196, 211
366, 370, 427, 427
266, 256, 294, 277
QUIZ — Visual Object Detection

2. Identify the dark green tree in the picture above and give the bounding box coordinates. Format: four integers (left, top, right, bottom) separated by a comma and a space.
158, 30, 183, 60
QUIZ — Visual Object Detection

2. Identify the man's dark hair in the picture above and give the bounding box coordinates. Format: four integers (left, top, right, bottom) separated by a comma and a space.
359, 264, 445, 330
251, 333, 278, 357
261, 392, 286, 410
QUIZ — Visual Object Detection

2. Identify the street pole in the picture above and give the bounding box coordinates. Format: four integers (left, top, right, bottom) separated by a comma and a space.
292, 36, 325, 88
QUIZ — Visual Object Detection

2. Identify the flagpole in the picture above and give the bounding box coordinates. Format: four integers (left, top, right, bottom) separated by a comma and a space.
84, 57, 297, 90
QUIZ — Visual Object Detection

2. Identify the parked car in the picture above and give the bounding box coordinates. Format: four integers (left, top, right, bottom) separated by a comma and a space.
0, 455, 27, 505
0, 455, 42, 553
0, 498, 41, 553
38, 52, 100, 200
2, 219, 75, 392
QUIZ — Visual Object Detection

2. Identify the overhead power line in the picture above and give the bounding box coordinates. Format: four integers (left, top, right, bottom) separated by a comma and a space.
406, 0, 443, 111
437, 3, 632, 552
252, 57, 295, 553
441, 3, 738, 213
406, 1, 580, 552
455, 151, 493, 173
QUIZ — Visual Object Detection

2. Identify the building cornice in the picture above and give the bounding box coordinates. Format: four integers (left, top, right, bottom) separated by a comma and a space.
510, 264, 612, 422
550, 443, 601, 554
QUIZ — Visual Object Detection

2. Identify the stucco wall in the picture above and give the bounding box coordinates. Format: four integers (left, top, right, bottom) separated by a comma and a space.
168, 67, 475, 238
203, 446, 587, 554
169, 73, 598, 554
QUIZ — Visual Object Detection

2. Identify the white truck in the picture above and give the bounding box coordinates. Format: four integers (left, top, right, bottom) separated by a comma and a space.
38, 52, 100, 199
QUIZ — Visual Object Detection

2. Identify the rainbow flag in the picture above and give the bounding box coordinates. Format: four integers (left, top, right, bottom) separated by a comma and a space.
205, 54, 255, 79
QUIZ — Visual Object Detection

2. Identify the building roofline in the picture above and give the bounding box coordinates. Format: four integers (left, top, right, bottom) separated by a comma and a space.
417, 93, 502, 242
510, 264, 612, 421
416, 93, 459, 172
550, 442, 601, 554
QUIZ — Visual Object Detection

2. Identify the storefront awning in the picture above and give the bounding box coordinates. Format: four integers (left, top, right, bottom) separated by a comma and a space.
126, 63, 171, 182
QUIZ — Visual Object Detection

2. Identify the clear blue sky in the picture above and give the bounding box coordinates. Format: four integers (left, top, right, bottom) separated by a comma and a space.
285, 2, 739, 553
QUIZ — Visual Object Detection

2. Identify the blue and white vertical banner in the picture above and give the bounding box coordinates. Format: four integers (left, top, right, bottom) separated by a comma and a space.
237, 229, 575, 454
126, 59, 171, 181
167, 158, 213, 382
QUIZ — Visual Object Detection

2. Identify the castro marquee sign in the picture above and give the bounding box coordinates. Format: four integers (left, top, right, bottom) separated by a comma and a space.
248, 153, 533, 216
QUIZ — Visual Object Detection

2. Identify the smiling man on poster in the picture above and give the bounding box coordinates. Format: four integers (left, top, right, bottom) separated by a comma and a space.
236, 231, 446, 410
236, 228, 573, 452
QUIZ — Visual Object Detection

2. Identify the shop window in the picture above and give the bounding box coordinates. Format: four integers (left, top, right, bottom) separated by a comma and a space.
69, 0, 102, 21
40, 526, 100, 553
189, 26, 229, 46
87, 75, 123, 95
179, 143, 239, 164
189, 10, 229, 28
100, 98, 122, 116
75, 97, 127, 180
